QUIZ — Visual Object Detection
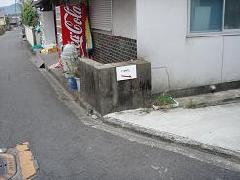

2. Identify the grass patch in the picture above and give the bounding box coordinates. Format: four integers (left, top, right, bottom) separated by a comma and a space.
152, 95, 175, 106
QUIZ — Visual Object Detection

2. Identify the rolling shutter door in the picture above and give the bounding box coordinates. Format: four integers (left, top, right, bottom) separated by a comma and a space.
89, 0, 112, 31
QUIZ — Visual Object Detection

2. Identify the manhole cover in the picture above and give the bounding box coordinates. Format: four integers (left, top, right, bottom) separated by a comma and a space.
0, 143, 38, 179
0, 154, 16, 179
0, 157, 7, 176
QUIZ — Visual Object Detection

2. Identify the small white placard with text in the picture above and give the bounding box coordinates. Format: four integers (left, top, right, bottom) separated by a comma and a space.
116, 65, 137, 81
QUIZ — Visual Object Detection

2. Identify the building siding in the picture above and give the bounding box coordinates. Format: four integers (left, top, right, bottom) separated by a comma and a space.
137, 0, 240, 94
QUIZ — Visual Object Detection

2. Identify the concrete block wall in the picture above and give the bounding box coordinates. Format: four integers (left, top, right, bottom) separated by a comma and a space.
24, 25, 35, 46
79, 58, 151, 115
92, 31, 137, 64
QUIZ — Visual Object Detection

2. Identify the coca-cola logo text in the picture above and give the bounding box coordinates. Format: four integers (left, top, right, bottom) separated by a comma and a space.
63, 5, 84, 52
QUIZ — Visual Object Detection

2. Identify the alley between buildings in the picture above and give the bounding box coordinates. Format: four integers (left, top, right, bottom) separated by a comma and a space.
0, 29, 240, 180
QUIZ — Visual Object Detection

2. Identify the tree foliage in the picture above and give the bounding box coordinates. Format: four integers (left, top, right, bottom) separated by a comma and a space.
5, 16, 10, 26
21, 0, 38, 27
0, 25, 5, 35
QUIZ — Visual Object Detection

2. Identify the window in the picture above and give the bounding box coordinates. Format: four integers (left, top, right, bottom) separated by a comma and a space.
190, 0, 240, 33
190, 0, 223, 32
224, 0, 240, 29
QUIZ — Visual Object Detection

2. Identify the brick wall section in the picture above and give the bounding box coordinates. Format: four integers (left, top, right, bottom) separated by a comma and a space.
91, 31, 137, 64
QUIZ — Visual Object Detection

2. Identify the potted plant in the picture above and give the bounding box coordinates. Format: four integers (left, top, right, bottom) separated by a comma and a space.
63, 56, 80, 91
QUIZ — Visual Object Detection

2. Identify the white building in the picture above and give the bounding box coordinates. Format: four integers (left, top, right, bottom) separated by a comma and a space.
33, 0, 56, 47
89, 0, 240, 94
39, 11, 56, 47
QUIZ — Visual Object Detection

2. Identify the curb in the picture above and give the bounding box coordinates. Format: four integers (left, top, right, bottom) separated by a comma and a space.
177, 91, 240, 109
45, 64, 102, 117
178, 97, 240, 109
102, 116, 240, 163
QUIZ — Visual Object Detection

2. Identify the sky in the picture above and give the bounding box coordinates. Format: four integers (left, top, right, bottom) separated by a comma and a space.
0, 0, 14, 7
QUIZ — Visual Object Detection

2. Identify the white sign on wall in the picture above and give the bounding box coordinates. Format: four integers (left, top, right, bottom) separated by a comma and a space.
116, 65, 137, 81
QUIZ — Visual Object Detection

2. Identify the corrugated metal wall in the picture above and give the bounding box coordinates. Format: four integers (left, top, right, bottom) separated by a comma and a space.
89, 0, 112, 31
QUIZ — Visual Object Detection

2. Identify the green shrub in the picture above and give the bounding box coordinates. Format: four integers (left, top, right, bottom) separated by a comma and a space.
0, 25, 5, 35
21, 0, 38, 27
5, 16, 10, 26
152, 95, 175, 106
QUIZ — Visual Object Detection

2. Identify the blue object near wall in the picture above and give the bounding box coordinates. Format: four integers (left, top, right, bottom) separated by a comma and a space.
68, 77, 78, 91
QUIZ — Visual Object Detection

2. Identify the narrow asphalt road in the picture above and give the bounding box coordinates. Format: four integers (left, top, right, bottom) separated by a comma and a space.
0, 30, 240, 180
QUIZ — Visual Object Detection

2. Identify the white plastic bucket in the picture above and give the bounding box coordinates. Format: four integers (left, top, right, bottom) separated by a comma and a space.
75, 77, 80, 92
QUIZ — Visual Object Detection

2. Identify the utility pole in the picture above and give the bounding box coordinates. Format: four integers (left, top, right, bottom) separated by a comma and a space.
15, 0, 17, 15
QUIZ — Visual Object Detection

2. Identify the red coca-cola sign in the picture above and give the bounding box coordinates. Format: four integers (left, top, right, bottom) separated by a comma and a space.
60, 4, 87, 56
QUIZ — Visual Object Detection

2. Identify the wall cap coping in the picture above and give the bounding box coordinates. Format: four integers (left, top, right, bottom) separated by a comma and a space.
80, 58, 150, 70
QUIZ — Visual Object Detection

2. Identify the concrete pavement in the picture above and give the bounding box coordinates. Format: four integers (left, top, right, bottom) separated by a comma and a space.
106, 103, 240, 154
0, 30, 240, 179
